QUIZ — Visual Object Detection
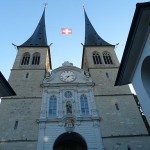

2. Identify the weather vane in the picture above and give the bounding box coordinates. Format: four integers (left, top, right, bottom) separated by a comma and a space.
43, 3, 48, 8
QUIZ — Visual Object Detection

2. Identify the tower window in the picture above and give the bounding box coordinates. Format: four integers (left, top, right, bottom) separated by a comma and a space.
115, 103, 119, 110
80, 95, 89, 115
25, 73, 29, 78
103, 51, 113, 64
32, 52, 40, 65
49, 95, 57, 116
14, 121, 18, 129
106, 72, 109, 78
21, 52, 30, 65
93, 51, 102, 64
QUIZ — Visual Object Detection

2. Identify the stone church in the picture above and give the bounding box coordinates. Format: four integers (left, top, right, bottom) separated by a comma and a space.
0, 7, 150, 150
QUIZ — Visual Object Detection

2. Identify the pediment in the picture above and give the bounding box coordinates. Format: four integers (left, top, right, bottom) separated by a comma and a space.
43, 61, 93, 85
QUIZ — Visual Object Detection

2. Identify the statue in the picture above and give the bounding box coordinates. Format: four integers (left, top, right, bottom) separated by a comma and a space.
66, 101, 72, 114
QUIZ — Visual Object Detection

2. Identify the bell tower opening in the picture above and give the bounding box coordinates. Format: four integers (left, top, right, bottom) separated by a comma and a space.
53, 132, 87, 150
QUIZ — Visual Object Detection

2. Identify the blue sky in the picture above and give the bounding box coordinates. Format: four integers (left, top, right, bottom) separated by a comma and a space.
0, 0, 148, 79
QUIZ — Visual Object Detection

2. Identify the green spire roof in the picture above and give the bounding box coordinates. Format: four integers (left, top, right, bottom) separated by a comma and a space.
84, 8, 112, 46
20, 9, 48, 47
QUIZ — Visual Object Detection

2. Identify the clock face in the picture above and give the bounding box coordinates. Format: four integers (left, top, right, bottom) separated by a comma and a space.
60, 71, 76, 82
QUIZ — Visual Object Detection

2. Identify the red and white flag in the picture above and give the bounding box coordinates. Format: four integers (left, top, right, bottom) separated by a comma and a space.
61, 28, 72, 34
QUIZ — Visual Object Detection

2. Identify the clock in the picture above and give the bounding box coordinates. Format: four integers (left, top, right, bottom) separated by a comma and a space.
60, 71, 76, 82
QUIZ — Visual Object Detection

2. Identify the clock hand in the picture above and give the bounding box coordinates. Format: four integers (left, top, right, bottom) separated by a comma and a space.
66, 75, 70, 78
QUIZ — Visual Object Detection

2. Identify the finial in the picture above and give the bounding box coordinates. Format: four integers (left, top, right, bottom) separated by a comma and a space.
43, 3, 48, 8
82, 4, 86, 10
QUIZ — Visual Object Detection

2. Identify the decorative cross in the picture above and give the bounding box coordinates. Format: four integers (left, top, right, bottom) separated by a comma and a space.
43, 3, 48, 8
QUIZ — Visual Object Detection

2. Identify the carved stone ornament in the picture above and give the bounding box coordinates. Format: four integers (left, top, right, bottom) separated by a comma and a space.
63, 114, 76, 133
62, 61, 73, 67
84, 71, 90, 78
64, 118, 75, 133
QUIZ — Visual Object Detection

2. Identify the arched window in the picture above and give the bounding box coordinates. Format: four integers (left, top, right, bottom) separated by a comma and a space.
32, 52, 40, 65
80, 95, 89, 115
103, 51, 113, 64
21, 52, 30, 65
49, 95, 57, 116
92, 51, 102, 64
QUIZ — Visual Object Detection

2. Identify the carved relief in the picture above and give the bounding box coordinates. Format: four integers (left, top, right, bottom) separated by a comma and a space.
65, 119, 74, 128
63, 116, 75, 133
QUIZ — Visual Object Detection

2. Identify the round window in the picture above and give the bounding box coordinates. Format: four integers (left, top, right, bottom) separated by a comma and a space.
64, 91, 72, 98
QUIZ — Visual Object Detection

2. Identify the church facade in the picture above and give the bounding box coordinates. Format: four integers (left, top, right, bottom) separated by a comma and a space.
0, 7, 150, 150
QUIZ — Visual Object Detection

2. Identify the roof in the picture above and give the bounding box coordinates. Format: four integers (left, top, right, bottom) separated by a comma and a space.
0, 72, 16, 97
115, 2, 150, 86
84, 8, 112, 46
19, 9, 48, 47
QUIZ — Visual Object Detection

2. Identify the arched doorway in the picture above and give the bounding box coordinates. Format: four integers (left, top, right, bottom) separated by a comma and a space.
141, 56, 150, 98
53, 132, 87, 150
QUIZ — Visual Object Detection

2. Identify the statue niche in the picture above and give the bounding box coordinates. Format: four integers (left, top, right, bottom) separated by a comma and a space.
66, 101, 72, 114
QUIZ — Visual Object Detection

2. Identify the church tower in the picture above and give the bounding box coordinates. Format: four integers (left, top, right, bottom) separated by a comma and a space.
0, 9, 51, 149
82, 9, 150, 149
9, 8, 51, 97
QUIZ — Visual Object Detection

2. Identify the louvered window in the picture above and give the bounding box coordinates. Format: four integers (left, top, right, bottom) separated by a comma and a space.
32, 52, 40, 65
93, 51, 102, 64
21, 52, 30, 65
103, 52, 113, 64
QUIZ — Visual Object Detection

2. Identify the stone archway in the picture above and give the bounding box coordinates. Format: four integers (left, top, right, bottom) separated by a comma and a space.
141, 56, 150, 98
53, 132, 87, 150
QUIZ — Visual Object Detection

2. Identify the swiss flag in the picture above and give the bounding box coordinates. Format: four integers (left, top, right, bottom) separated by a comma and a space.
61, 28, 72, 34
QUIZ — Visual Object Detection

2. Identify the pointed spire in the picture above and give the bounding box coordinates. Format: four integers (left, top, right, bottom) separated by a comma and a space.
19, 8, 48, 47
84, 8, 112, 46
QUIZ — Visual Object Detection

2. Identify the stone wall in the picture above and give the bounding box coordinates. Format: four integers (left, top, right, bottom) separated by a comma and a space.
0, 97, 42, 149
